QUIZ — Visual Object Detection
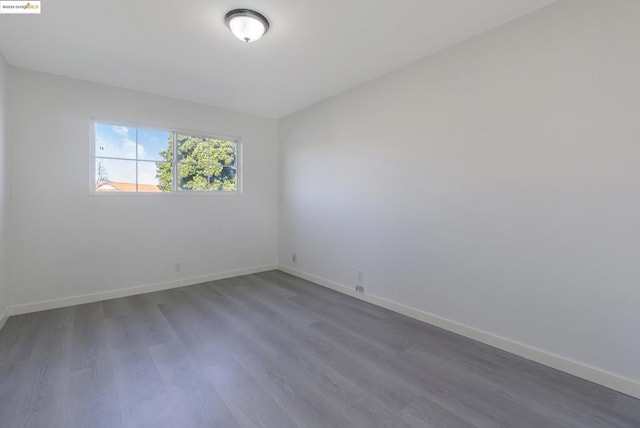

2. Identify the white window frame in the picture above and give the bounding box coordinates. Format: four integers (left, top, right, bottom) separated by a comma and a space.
90, 118, 243, 196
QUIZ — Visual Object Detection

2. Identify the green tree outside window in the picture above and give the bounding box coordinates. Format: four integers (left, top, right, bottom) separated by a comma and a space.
156, 134, 237, 192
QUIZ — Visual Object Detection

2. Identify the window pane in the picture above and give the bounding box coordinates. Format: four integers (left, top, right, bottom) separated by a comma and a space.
217, 166, 237, 192
95, 158, 137, 192
176, 134, 206, 163
153, 161, 173, 192
177, 161, 207, 191
176, 134, 237, 192
138, 128, 172, 161
94, 122, 137, 160
127, 160, 170, 192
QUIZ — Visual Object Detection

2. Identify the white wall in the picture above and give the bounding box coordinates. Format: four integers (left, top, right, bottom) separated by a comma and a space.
0, 52, 10, 324
279, 0, 640, 395
9, 68, 278, 309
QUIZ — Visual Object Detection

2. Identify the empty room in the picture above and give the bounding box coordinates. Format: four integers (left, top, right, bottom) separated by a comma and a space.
0, 0, 639, 426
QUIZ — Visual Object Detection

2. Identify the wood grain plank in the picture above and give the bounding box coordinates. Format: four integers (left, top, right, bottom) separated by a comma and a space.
0, 270, 638, 427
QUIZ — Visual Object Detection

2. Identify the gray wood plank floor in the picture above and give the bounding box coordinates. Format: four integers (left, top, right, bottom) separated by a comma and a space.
0, 270, 638, 427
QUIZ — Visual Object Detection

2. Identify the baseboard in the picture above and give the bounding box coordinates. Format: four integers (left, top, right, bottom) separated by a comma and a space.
0, 305, 9, 332
278, 264, 640, 400
9, 264, 279, 316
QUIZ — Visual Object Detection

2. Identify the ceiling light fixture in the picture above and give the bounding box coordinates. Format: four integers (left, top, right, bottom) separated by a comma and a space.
225, 9, 270, 43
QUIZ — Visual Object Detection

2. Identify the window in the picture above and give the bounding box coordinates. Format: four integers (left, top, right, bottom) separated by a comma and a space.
93, 121, 239, 193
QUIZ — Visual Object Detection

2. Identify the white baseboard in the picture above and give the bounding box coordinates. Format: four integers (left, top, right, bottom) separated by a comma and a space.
9, 264, 278, 316
0, 305, 9, 332
278, 264, 640, 400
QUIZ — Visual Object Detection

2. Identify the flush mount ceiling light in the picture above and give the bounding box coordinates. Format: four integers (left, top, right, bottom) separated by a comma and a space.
225, 9, 270, 43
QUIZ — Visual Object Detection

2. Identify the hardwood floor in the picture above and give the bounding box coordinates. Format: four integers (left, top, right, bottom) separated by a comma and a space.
0, 270, 638, 427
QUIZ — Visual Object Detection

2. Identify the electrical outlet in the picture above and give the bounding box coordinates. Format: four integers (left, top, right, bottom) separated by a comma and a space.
292, 253, 297, 263
175, 262, 182, 272
357, 269, 364, 282
355, 285, 364, 293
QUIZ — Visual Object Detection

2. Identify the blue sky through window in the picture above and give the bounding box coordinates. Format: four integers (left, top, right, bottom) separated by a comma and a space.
95, 123, 171, 185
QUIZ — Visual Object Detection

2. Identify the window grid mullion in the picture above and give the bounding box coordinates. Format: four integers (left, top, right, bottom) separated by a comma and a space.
172, 132, 178, 192
135, 127, 139, 192
207, 138, 212, 191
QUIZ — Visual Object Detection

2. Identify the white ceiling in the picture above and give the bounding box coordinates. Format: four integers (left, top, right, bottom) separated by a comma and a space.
0, 0, 558, 118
